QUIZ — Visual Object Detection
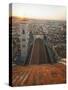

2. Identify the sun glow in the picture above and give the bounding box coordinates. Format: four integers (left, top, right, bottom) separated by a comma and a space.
11, 3, 66, 20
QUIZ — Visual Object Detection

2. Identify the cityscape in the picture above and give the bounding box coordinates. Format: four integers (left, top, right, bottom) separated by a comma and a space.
11, 17, 66, 65
9, 4, 66, 86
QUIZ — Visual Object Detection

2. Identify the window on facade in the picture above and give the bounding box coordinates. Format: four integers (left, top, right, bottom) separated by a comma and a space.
22, 45, 25, 47
22, 39, 26, 41
22, 30, 25, 34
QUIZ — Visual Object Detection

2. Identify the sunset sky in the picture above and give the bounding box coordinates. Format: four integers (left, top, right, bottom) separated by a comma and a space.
11, 3, 66, 20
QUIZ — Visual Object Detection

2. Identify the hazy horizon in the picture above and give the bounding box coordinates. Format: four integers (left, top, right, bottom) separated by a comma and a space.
9, 3, 66, 21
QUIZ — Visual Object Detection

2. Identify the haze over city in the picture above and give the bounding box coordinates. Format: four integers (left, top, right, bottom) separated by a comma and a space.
11, 3, 66, 20
10, 3, 66, 86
